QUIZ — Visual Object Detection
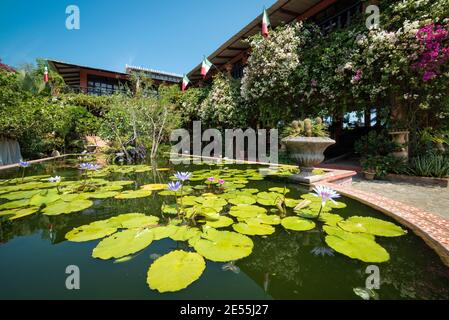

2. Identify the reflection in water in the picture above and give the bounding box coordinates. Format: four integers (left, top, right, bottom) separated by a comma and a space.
1, 160, 449, 299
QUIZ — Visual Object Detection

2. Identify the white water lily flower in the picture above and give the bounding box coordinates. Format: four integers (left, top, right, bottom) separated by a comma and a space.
48, 176, 61, 183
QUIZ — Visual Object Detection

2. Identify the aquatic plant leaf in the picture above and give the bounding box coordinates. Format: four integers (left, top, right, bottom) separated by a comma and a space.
0, 207, 39, 220
150, 225, 178, 240
86, 191, 120, 199
0, 190, 41, 200
284, 198, 301, 208
0, 199, 30, 210
269, 187, 290, 194
193, 228, 253, 262
107, 180, 135, 186
161, 203, 178, 215
293, 199, 312, 211
202, 216, 234, 228
65, 221, 118, 242
201, 197, 227, 209
319, 212, 344, 226
281, 217, 316, 231
256, 192, 283, 206
110, 213, 159, 229
229, 205, 267, 219
140, 184, 167, 191
42, 199, 93, 216
323, 225, 374, 240
170, 226, 202, 241
228, 195, 256, 206
114, 256, 134, 263
147, 250, 205, 293
114, 189, 152, 199
29, 189, 61, 207
338, 216, 407, 237
325, 232, 390, 263
92, 228, 154, 260
240, 214, 281, 225
179, 196, 200, 206
232, 222, 275, 236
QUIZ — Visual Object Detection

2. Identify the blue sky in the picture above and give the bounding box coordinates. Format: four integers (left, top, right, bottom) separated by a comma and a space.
0, 0, 275, 75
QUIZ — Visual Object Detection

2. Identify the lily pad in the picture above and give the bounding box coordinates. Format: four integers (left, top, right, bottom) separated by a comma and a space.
232, 222, 275, 236
170, 226, 202, 241
228, 195, 256, 206
229, 205, 267, 219
147, 250, 205, 293
202, 216, 234, 228
110, 213, 159, 229
281, 217, 316, 231
140, 184, 167, 191
92, 228, 154, 260
193, 228, 253, 262
269, 187, 290, 194
256, 192, 283, 206
65, 220, 118, 242
0, 207, 39, 220
0, 190, 41, 200
0, 199, 30, 210
325, 230, 390, 263
42, 199, 94, 216
337, 216, 407, 237
240, 214, 281, 225
114, 189, 152, 199
86, 191, 120, 199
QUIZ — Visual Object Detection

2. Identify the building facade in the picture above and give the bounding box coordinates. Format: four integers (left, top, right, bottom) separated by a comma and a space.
49, 60, 182, 96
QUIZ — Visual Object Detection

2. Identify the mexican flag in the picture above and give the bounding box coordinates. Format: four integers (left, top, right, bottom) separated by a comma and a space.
43, 66, 49, 83
262, 8, 270, 38
201, 57, 213, 78
181, 74, 190, 91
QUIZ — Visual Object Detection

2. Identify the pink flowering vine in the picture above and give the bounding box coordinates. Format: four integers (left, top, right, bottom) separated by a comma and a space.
412, 23, 449, 82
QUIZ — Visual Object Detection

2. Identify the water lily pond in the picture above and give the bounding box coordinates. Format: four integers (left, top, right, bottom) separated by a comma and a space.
0, 158, 448, 300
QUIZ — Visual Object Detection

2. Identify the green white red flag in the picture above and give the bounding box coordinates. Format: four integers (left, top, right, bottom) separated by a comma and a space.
262, 8, 270, 38
182, 74, 190, 91
201, 57, 213, 78
43, 66, 49, 83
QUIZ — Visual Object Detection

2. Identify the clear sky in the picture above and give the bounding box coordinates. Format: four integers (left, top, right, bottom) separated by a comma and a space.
0, 0, 275, 75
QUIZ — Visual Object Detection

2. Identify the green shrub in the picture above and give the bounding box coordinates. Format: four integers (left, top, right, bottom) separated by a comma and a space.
354, 130, 398, 158
408, 154, 449, 178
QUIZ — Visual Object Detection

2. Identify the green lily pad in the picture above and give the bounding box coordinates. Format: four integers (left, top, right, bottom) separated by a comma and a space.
0, 190, 41, 200
87, 191, 120, 199
169, 226, 202, 241
65, 220, 118, 242
233, 222, 275, 236
0, 207, 39, 220
92, 228, 154, 260
338, 216, 407, 237
281, 217, 316, 231
319, 212, 344, 226
256, 192, 283, 206
240, 214, 281, 225
147, 250, 205, 293
114, 189, 152, 199
0, 199, 30, 210
269, 187, 290, 194
29, 189, 61, 207
150, 225, 178, 240
202, 216, 234, 228
193, 228, 253, 262
140, 184, 167, 191
42, 199, 94, 216
229, 205, 267, 219
161, 203, 178, 215
325, 229, 390, 263
228, 195, 256, 206
110, 213, 159, 229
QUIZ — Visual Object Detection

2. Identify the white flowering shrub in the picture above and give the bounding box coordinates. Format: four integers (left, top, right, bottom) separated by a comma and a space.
199, 73, 245, 128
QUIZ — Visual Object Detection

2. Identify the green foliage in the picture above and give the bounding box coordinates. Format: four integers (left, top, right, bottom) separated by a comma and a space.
283, 117, 328, 138
407, 153, 449, 178
354, 131, 398, 157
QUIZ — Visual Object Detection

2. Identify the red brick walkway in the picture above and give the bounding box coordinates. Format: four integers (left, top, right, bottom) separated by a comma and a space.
317, 181, 449, 267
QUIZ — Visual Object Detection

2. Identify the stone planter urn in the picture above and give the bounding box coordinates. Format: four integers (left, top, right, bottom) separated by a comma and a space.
282, 137, 336, 177
389, 131, 409, 159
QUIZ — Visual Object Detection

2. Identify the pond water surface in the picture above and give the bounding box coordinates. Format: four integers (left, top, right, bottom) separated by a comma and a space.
0, 158, 448, 299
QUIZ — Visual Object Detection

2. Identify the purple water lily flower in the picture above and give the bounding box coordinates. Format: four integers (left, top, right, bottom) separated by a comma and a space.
167, 181, 182, 192
79, 163, 100, 171
311, 185, 340, 207
19, 161, 30, 168
218, 179, 225, 185
174, 172, 192, 182
207, 176, 215, 182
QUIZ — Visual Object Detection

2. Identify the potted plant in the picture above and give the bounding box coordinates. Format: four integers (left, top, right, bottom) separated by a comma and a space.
360, 156, 377, 180
281, 117, 335, 177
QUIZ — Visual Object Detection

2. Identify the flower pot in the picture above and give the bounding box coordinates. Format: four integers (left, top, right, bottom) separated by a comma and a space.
282, 137, 335, 176
364, 171, 375, 180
